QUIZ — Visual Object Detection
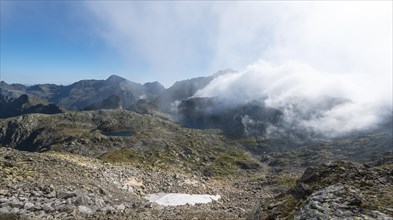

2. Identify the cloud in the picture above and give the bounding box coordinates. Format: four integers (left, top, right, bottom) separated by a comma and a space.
192, 1, 392, 137
83, 2, 217, 86
195, 59, 391, 137
84, 1, 392, 137
83, 2, 391, 86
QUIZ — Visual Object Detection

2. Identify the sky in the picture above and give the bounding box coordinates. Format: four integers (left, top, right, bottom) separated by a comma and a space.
0, 1, 392, 88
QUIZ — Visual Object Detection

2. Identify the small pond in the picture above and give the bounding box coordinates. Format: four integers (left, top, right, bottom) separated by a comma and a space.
101, 130, 134, 137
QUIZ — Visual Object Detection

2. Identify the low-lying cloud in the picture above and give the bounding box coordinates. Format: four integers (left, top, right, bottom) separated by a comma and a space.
190, 1, 392, 138
195, 60, 392, 137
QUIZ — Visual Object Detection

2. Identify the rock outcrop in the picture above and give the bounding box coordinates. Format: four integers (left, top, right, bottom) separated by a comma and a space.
0, 94, 64, 119
252, 159, 393, 219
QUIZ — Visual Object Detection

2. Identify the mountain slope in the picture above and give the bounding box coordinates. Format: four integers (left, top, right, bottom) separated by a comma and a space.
0, 109, 260, 176
252, 159, 393, 219
0, 81, 28, 98
0, 76, 166, 111
50, 75, 154, 109
0, 94, 64, 119
143, 81, 166, 96
154, 69, 234, 113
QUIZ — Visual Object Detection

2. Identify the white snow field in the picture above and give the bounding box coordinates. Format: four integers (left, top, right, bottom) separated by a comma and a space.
145, 193, 221, 206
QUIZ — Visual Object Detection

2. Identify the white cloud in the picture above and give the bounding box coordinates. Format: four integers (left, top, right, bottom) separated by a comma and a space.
84, 1, 392, 136
84, 1, 391, 86
192, 1, 392, 137
84, 2, 216, 86
195, 59, 391, 137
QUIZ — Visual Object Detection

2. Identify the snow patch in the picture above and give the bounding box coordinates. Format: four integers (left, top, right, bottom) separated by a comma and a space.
145, 193, 221, 206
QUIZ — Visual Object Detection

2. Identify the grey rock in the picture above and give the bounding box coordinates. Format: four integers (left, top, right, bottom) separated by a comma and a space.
57, 191, 76, 199
53, 199, 63, 207
0, 190, 8, 196
0, 206, 10, 213
18, 196, 28, 201
10, 201, 24, 208
94, 196, 106, 208
75, 193, 91, 206
36, 210, 46, 218
31, 191, 42, 197
78, 205, 92, 215
24, 202, 35, 210
55, 204, 74, 212
46, 190, 56, 198
0, 198, 9, 203
54, 204, 64, 211
100, 205, 115, 214
295, 185, 365, 220
115, 204, 126, 211
99, 187, 108, 196
42, 203, 54, 212
10, 207, 20, 213
34, 204, 42, 210
66, 198, 73, 205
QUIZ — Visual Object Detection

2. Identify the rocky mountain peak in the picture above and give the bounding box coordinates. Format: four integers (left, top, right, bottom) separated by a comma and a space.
143, 81, 165, 96
106, 75, 127, 83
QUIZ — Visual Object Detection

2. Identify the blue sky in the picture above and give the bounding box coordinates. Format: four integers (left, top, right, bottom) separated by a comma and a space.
1, 1, 127, 85
1, 1, 391, 87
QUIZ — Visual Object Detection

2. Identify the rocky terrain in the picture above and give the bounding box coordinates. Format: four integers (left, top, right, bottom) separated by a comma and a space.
0, 144, 273, 219
252, 158, 393, 219
0, 109, 391, 219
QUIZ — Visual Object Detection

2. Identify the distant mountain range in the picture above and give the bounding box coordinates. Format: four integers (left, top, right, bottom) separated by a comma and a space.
1, 70, 391, 140
0, 70, 233, 115
1, 75, 165, 110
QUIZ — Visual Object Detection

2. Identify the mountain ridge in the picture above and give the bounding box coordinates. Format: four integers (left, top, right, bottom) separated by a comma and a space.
0, 75, 166, 111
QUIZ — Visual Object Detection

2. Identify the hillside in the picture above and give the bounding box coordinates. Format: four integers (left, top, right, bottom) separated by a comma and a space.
0, 109, 391, 219
0, 94, 64, 119
0, 76, 165, 110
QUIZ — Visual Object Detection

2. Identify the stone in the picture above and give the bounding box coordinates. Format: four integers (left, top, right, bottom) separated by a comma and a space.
31, 191, 42, 197
78, 205, 92, 215
94, 196, 106, 208
54, 204, 65, 211
99, 187, 108, 195
290, 183, 312, 199
10, 207, 20, 213
115, 204, 126, 211
100, 205, 115, 214
0, 206, 10, 213
42, 185, 54, 194
57, 191, 76, 199
42, 203, 54, 212
18, 196, 28, 201
10, 201, 24, 208
36, 210, 46, 218
0, 198, 9, 203
46, 190, 56, 198
34, 204, 42, 210
0, 189, 8, 196
75, 193, 91, 206
63, 199, 71, 207
24, 202, 35, 210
